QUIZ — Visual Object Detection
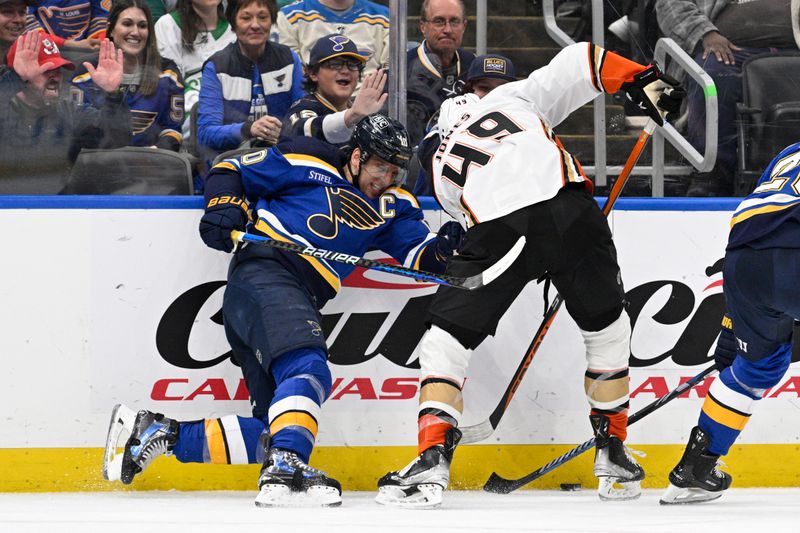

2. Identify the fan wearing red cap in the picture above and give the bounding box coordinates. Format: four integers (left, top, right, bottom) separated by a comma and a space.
0, 30, 130, 193
7, 31, 122, 106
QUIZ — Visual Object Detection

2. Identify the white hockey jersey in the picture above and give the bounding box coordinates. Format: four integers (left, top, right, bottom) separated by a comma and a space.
432, 42, 647, 227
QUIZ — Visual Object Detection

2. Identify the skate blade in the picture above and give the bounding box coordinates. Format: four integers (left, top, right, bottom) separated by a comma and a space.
375, 484, 443, 509
659, 483, 724, 505
255, 484, 342, 508
597, 477, 642, 501
102, 404, 136, 482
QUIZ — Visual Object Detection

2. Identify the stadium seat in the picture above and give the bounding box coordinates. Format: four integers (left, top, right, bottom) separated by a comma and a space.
736, 52, 800, 195
62, 147, 194, 195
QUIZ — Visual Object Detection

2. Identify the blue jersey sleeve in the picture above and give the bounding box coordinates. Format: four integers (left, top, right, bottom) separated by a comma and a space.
197, 60, 245, 150
88, 0, 109, 39
217, 147, 292, 200
155, 65, 185, 151
371, 187, 437, 269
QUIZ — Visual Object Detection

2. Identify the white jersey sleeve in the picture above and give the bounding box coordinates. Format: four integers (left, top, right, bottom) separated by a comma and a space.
431, 42, 646, 226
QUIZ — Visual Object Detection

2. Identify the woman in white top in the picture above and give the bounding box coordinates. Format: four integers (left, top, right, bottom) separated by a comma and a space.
155, 0, 235, 143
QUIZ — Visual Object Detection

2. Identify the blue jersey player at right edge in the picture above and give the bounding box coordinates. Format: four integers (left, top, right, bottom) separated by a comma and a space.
661, 143, 800, 505
102, 114, 464, 507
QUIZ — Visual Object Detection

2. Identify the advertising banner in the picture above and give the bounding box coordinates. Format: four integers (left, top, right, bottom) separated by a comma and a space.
1, 206, 799, 450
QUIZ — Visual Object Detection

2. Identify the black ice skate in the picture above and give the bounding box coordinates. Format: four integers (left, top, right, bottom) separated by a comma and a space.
255, 448, 341, 507
375, 427, 461, 509
660, 426, 732, 505
590, 414, 645, 501
103, 404, 178, 484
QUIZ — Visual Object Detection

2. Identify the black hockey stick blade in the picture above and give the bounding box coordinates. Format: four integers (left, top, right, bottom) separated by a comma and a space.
483, 363, 717, 494
232, 230, 526, 290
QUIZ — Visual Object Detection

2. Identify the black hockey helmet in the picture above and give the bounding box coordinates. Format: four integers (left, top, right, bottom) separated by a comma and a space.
351, 114, 413, 170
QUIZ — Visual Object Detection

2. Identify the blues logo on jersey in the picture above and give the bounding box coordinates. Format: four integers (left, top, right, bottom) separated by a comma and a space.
307, 188, 385, 239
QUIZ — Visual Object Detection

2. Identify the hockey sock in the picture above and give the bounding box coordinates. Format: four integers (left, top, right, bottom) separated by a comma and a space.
267, 347, 331, 463
699, 344, 791, 456
173, 416, 267, 464
418, 377, 462, 454
586, 367, 630, 441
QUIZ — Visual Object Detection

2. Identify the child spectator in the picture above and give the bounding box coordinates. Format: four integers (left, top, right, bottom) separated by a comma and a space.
282, 33, 386, 146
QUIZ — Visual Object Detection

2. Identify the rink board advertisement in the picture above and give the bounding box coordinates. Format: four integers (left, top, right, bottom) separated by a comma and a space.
2, 197, 800, 491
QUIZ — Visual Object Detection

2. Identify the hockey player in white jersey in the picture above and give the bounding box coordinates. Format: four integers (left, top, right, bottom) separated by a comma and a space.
376, 42, 682, 508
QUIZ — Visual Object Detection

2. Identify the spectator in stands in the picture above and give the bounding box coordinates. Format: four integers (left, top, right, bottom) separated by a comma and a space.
0, 0, 28, 65
0, 32, 130, 193
411, 53, 516, 196
196, 0, 304, 166
72, 0, 184, 152
462, 52, 516, 97
406, 0, 474, 144
25, 0, 108, 50
155, 0, 236, 145
282, 33, 387, 146
274, 0, 389, 77
656, 0, 800, 196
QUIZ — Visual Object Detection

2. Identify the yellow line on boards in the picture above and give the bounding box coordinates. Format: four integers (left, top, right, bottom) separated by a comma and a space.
2, 445, 800, 492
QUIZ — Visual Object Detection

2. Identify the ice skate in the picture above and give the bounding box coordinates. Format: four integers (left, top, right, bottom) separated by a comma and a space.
375, 427, 461, 509
590, 414, 644, 501
660, 426, 732, 505
255, 448, 341, 507
103, 404, 179, 484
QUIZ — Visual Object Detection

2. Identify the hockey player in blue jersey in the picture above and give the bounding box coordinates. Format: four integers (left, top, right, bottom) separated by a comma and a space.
661, 142, 800, 504
102, 114, 464, 507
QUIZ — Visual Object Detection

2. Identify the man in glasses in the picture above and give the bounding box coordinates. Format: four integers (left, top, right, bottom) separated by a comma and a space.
406, 0, 474, 144
102, 114, 465, 507
283, 34, 387, 146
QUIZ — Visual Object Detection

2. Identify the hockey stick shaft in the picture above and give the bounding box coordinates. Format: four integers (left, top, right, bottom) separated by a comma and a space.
459, 120, 658, 444
231, 230, 526, 290
483, 363, 718, 493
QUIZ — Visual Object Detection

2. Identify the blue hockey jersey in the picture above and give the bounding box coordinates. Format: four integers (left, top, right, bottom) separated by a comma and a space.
728, 142, 800, 250
282, 93, 351, 147
71, 62, 184, 150
25, 0, 108, 41
209, 136, 437, 303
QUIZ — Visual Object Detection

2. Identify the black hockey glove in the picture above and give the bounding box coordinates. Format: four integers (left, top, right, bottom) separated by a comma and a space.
620, 64, 682, 127
199, 195, 249, 252
434, 220, 465, 262
714, 314, 738, 371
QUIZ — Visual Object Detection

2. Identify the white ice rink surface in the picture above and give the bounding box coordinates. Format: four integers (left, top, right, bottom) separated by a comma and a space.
0, 489, 796, 533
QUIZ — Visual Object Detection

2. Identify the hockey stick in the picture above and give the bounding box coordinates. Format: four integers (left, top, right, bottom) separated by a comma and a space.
459, 120, 658, 444
483, 363, 718, 494
231, 230, 526, 290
